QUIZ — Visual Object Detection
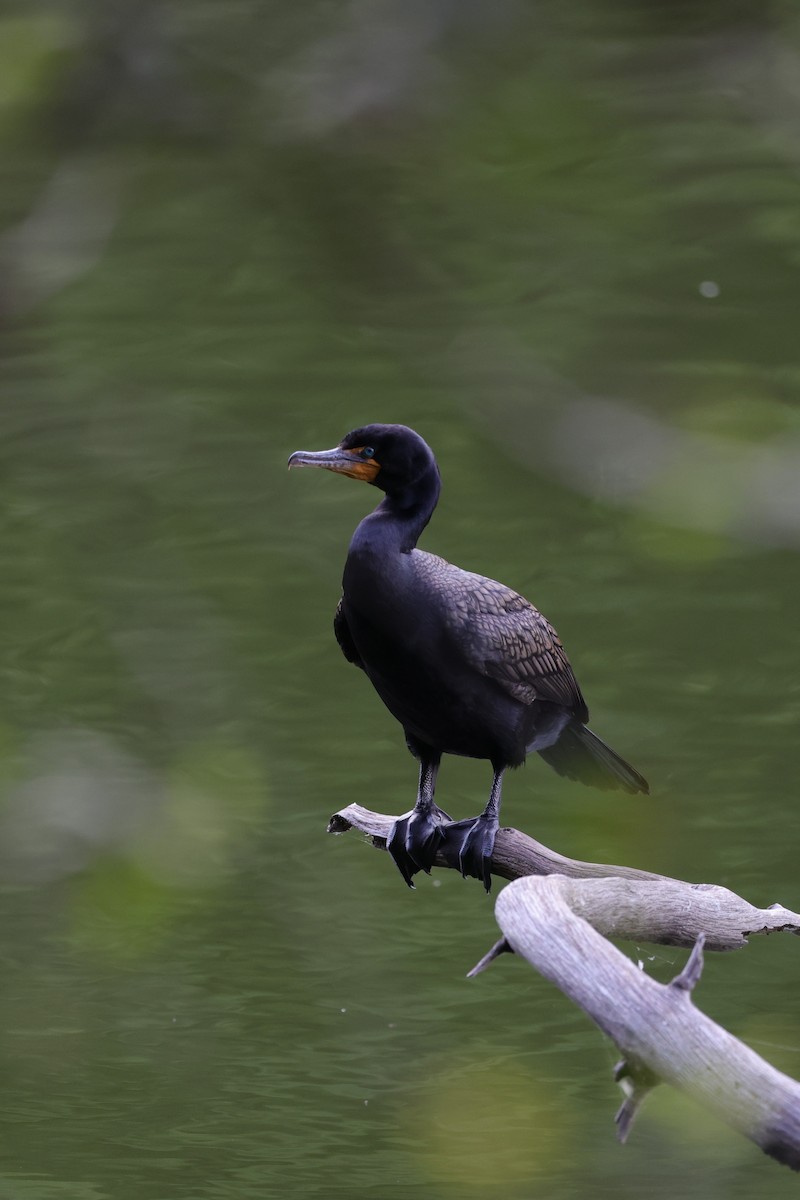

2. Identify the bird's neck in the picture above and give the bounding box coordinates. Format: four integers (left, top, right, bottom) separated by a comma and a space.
351, 465, 441, 556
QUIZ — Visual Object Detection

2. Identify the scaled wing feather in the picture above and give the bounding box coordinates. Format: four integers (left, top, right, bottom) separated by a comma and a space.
413, 552, 588, 718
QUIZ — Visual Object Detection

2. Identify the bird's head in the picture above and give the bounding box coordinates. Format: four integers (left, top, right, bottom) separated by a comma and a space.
288, 424, 438, 497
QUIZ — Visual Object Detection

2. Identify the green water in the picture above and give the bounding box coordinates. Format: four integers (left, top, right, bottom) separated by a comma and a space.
1, 2, 800, 1196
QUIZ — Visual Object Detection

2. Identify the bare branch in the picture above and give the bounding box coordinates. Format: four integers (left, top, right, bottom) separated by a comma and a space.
329, 803, 800, 951
488, 877, 800, 1169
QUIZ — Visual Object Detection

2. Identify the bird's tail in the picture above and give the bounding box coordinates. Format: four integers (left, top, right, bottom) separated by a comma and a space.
537, 721, 649, 795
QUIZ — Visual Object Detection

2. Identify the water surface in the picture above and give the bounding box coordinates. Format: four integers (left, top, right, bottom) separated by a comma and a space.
1, 3, 800, 1196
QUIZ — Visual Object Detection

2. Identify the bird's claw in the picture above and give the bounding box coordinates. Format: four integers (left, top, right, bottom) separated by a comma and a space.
445, 814, 499, 892
386, 808, 448, 887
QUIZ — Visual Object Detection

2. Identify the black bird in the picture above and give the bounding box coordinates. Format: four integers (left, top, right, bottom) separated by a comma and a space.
289, 424, 648, 891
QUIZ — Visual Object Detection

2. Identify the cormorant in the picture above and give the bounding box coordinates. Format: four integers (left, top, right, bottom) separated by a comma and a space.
289, 424, 648, 891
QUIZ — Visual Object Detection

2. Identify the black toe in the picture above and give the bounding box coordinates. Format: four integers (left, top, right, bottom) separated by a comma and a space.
386, 809, 447, 886
445, 814, 499, 892
386, 819, 418, 887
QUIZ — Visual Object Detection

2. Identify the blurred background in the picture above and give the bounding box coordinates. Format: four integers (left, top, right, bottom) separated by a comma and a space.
1, 0, 800, 1196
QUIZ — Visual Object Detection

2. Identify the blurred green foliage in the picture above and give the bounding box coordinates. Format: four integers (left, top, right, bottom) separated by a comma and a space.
0, 1, 800, 1197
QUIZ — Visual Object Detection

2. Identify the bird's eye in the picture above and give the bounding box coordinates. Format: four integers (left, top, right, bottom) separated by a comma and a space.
361, 446, 375, 459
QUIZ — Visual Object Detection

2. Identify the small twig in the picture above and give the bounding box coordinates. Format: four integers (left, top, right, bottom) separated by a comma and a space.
613, 1057, 660, 1144
466, 937, 514, 978
670, 933, 706, 993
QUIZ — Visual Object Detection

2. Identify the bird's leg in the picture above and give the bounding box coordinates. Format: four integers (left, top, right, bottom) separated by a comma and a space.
386, 753, 449, 888
447, 766, 504, 893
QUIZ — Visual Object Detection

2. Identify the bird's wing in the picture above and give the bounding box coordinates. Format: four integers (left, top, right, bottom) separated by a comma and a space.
334, 596, 364, 669
414, 552, 588, 717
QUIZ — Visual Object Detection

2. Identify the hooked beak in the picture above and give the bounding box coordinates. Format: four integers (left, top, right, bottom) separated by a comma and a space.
287, 446, 379, 483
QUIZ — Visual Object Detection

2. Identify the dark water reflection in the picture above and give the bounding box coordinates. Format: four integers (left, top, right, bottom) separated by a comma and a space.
1, 1, 800, 1196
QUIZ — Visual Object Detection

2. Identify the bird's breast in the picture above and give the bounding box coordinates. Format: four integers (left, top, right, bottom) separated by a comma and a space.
339, 585, 528, 763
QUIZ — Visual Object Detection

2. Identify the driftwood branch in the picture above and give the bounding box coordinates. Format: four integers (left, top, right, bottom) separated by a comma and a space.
329, 803, 800, 951
480, 876, 800, 1170
329, 803, 800, 1168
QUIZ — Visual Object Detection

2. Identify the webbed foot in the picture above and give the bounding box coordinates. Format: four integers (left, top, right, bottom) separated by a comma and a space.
446, 813, 499, 892
386, 805, 451, 888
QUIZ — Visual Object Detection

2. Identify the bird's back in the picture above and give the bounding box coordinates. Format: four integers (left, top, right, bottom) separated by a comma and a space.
408, 550, 588, 719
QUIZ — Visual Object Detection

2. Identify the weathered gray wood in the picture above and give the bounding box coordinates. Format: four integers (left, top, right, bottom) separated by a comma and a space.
328, 803, 800, 951
484, 876, 800, 1169
328, 803, 670, 880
